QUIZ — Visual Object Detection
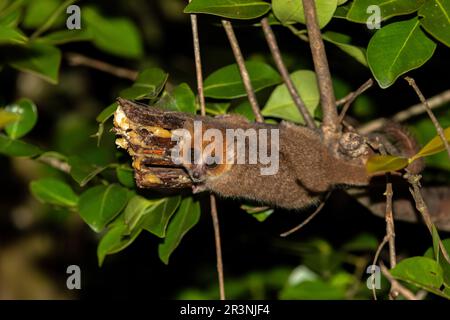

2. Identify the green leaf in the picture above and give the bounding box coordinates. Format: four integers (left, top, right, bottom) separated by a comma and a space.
140, 196, 181, 237
39, 29, 93, 45
432, 225, 441, 262
158, 197, 201, 264
411, 126, 450, 161
184, 0, 271, 20
390, 256, 449, 298
323, 31, 368, 66
84, 7, 143, 59
205, 102, 231, 116
232, 101, 256, 121
115, 165, 135, 188
0, 25, 27, 45
204, 61, 281, 99
273, 0, 338, 28
366, 154, 409, 174
334, 2, 351, 19
28, 0, 78, 40
4, 99, 38, 139
97, 223, 141, 266
280, 279, 347, 299
367, 18, 437, 88
0, 0, 27, 16
424, 238, 450, 288
425, 239, 450, 261
342, 233, 378, 251
122, 195, 156, 233
0, 9, 22, 27
171, 83, 196, 114
30, 178, 78, 207
410, 117, 450, 170
347, 0, 426, 23
0, 134, 42, 157
22, 0, 62, 29
68, 156, 107, 187
0, 109, 20, 128
419, 0, 450, 47
241, 204, 274, 222
9, 42, 61, 84
122, 195, 181, 238
120, 68, 168, 100
96, 103, 117, 123
78, 184, 129, 232
155, 83, 196, 114
262, 70, 319, 124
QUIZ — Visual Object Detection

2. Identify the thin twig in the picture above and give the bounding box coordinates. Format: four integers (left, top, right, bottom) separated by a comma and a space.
371, 235, 389, 300
221, 20, 264, 123
337, 79, 374, 123
302, 0, 339, 142
405, 172, 450, 264
191, 14, 206, 116
380, 264, 418, 300
286, 25, 309, 42
260, 18, 316, 129
371, 164, 395, 299
384, 178, 398, 299
384, 179, 396, 269
404, 77, 450, 160
209, 194, 226, 300
190, 11, 226, 300
280, 192, 331, 237
359, 89, 450, 134
66, 52, 138, 81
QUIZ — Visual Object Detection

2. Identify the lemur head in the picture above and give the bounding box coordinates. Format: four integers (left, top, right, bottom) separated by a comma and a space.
171, 119, 233, 188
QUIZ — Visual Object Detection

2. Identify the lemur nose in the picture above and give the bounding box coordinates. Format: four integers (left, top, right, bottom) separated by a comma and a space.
192, 172, 201, 180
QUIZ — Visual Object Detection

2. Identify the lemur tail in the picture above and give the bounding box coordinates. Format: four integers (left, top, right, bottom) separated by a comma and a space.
382, 121, 425, 174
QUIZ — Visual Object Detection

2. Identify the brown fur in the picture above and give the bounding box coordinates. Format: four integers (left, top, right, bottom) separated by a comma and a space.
180, 117, 369, 210
115, 99, 371, 210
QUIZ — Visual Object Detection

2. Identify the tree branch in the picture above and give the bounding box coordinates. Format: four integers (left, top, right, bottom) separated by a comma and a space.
302, 0, 339, 142
221, 20, 264, 123
260, 17, 316, 129
384, 178, 398, 299
404, 77, 450, 160
384, 180, 396, 269
66, 52, 138, 81
405, 172, 450, 264
190, 11, 226, 300
371, 235, 388, 300
280, 191, 330, 237
190, 14, 206, 117
209, 194, 226, 300
337, 79, 374, 123
359, 89, 450, 134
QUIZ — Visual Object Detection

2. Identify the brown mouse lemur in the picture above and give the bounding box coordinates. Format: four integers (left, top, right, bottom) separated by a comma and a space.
113, 98, 372, 210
